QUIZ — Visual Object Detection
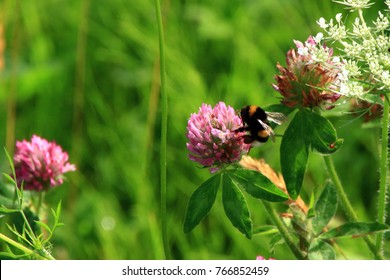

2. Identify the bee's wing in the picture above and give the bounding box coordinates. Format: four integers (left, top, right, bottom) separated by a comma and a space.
258, 119, 275, 142
265, 112, 287, 125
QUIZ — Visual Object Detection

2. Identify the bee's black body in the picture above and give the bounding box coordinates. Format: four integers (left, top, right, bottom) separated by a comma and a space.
237, 105, 271, 144
236, 105, 286, 145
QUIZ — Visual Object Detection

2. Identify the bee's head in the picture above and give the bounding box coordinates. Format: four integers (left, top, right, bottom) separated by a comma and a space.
240, 106, 251, 121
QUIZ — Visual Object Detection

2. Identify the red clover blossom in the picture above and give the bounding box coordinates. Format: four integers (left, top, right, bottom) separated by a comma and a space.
186, 102, 250, 173
273, 35, 341, 109
13, 135, 76, 191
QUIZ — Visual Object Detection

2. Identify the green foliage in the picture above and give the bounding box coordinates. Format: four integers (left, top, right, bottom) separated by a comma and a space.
319, 222, 390, 240
1, 0, 388, 259
281, 109, 343, 199
280, 110, 309, 200
287, 177, 389, 259
183, 169, 288, 239
312, 181, 338, 236
228, 169, 288, 202
253, 225, 278, 236
183, 174, 220, 234
222, 173, 252, 239
308, 239, 335, 260
35, 201, 64, 244
0, 155, 61, 259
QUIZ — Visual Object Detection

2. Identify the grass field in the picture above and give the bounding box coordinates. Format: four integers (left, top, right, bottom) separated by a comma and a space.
0, 0, 388, 259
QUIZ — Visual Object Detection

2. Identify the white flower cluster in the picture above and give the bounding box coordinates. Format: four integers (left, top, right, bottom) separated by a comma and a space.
318, 14, 347, 40
317, 1, 390, 98
295, 33, 342, 67
334, 0, 373, 10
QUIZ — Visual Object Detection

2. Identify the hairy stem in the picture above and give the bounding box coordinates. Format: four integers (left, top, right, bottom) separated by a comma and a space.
376, 96, 389, 253
324, 156, 383, 259
262, 200, 307, 260
35, 192, 45, 219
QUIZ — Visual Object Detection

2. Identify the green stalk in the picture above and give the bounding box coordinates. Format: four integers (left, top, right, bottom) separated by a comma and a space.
35, 192, 45, 219
324, 156, 358, 221
262, 200, 307, 260
20, 209, 38, 241
376, 97, 389, 253
323, 156, 383, 259
155, 0, 171, 260
0, 233, 53, 260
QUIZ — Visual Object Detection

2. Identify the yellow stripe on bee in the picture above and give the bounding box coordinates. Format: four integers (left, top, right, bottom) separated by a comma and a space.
258, 130, 269, 138
249, 106, 258, 116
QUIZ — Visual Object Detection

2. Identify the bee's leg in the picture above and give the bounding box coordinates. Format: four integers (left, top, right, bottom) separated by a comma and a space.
243, 135, 254, 144
234, 126, 249, 133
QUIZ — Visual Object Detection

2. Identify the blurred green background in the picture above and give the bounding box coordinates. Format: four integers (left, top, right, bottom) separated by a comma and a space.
0, 0, 388, 259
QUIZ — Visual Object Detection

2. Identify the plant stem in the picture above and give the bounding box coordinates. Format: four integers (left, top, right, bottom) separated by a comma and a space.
35, 191, 45, 218
323, 156, 383, 259
0, 233, 53, 260
261, 200, 307, 260
376, 97, 389, 253
20, 209, 38, 241
155, 0, 171, 260
323, 156, 358, 221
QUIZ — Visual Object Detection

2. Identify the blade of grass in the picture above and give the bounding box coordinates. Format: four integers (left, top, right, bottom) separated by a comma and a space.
155, 0, 171, 260
5, 0, 21, 155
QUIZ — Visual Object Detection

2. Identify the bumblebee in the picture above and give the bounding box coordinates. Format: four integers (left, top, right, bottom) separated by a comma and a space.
236, 105, 286, 145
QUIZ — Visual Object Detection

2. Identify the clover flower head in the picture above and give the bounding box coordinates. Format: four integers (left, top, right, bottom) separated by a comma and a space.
273, 36, 341, 109
13, 135, 76, 191
186, 102, 250, 173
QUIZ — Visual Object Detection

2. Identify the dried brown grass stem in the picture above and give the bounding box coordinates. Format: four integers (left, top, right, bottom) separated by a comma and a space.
239, 155, 308, 214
